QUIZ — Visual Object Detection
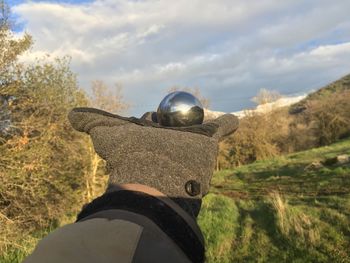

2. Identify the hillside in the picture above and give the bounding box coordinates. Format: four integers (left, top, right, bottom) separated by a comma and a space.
198, 138, 350, 262
2, 123, 349, 263
290, 74, 350, 114
206, 74, 350, 120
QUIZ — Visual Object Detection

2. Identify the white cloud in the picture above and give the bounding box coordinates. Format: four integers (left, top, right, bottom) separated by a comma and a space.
13, 0, 350, 115
310, 42, 350, 57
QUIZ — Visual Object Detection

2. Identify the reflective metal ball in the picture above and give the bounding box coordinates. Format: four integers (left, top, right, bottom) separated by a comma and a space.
157, 91, 204, 127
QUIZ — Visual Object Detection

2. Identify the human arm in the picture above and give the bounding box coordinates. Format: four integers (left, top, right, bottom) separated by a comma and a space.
24, 108, 239, 263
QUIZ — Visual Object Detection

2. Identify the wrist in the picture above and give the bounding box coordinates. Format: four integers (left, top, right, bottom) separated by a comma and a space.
76, 187, 205, 262
105, 183, 201, 220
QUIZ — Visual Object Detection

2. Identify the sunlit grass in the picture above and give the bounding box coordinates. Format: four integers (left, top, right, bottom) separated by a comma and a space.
198, 194, 239, 262
200, 138, 350, 262
2, 138, 350, 262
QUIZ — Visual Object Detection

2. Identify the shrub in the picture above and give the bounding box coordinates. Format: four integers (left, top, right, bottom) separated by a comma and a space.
304, 91, 350, 146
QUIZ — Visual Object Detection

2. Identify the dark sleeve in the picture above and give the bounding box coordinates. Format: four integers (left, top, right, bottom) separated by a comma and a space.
24, 190, 205, 263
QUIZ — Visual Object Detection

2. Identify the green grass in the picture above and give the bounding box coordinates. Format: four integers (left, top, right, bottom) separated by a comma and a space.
0, 228, 52, 263
199, 138, 350, 262
0, 215, 75, 263
2, 138, 350, 262
197, 194, 240, 262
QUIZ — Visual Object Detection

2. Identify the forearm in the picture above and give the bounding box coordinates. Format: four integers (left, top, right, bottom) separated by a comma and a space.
24, 186, 205, 263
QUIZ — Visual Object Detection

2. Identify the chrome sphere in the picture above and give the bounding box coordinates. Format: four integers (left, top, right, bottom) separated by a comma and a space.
157, 91, 204, 127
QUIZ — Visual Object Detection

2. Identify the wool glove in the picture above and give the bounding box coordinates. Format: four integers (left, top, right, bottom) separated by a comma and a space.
68, 107, 238, 218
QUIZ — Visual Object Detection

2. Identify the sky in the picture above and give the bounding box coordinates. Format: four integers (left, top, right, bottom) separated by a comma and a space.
9, 0, 350, 116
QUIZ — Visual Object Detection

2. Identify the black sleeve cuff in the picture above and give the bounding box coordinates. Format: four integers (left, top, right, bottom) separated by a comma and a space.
76, 190, 204, 263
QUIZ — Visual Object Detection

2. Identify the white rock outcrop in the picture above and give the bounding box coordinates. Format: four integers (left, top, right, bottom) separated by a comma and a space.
204, 95, 306, 120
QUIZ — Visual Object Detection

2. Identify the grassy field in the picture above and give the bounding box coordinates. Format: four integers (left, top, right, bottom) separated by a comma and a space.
1, 138, 350, 262
198, 138, 350, 263
0, 214, 75, 263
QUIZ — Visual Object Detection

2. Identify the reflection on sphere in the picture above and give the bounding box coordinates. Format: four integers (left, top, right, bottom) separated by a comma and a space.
157, 91, 204, 127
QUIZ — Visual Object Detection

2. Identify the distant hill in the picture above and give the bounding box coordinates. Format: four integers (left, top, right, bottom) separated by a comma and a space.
205, 95, 306, 120
289, 73, 350, 114
205, 73, 350, 119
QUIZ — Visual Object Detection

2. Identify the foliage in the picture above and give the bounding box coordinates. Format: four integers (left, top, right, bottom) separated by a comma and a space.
0, 0, 10, 28
0, 6, 91, 255
219, 83, 350, 169
0, 56, 91, 254
304, 91, 350, 146
290, 73, 350, 114
1, 2, 350, 262
283, 89, 350, 153
0, 5, 32, 90
220, 108, 291, 167
0, 2, 130, 256
3, 138, 349, 262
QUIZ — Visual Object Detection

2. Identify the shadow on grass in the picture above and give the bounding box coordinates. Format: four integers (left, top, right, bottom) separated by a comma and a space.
239, 201, 287, 249
233, 199, 332, 262
233, 163, 306, 181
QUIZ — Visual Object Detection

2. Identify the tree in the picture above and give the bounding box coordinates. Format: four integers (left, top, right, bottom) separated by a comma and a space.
305, 91, 350, 145
217, 89, 285, 168
0, 0, 10, 28
0, 3, 92, 253
252, 88, 281, 105
0, 0, 32, 139
83, 80, 129, 201
90, 80, 129, 113
0, 56, 91, 253
0, 5, 32, 90
167, 86, 210, 109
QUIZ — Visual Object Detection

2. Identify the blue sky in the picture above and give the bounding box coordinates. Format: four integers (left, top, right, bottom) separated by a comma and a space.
9, 0, 350, 116
10, 0, 93, 30
10, 0, 92, 5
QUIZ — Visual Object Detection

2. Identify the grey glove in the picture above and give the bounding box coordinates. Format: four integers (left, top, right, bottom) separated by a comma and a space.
68, 107, 238, 217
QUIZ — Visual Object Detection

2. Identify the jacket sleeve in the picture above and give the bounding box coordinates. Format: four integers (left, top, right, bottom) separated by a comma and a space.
24, 190, 204, 263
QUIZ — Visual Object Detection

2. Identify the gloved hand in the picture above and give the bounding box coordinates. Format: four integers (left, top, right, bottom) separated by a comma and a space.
68, 108, 238, 218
